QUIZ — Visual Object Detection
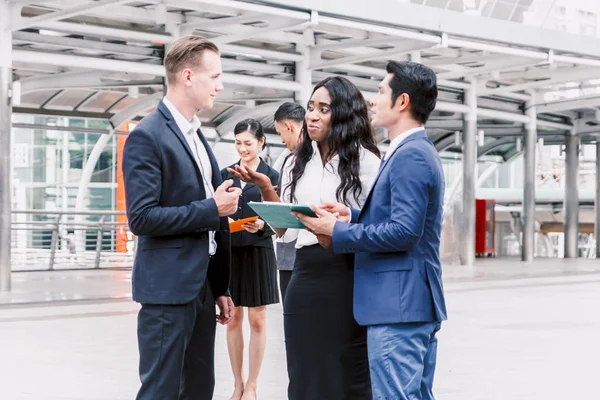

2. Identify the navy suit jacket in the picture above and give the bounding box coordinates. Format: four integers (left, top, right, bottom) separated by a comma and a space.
122, 101, 231, 305
332, 130, 447, 326
221, 160, 279, 249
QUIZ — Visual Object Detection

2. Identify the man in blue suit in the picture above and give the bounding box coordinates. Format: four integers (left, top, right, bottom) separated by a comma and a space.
123, 36, 242, 400
295, 61, 447, 400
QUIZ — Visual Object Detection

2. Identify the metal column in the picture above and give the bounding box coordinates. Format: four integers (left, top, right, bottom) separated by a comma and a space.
522, 94, 537, 261
564, 133, 580, 258
0, 0, 13, 291
460, 80, 477, 266
596, 141, 600, 258
295, 44, 312, 107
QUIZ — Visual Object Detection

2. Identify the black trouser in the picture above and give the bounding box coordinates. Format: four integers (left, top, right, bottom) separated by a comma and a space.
136, 283, 216, 400
279, 270, 293, 306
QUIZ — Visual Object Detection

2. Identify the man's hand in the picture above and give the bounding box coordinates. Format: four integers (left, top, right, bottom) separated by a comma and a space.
242, 219, 265, 233
213, 180, 242, 217
321, 202, 351, 223
292, 205, 337, 237
215, 296, 234, 325
227, 165, 273, 191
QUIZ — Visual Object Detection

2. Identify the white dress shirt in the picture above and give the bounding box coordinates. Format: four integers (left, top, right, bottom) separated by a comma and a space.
275, 148, 298, 245
384, 126, 425, 160
280, 140, 381, 249
163, 97, 217, 255
272, 147, 291, 173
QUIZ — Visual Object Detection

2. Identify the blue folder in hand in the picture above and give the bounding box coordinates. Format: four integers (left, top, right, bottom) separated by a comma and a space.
248, 201, 317, 229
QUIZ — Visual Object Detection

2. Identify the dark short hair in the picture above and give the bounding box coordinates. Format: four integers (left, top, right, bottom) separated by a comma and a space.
233, 118, 266, 149
386, 61, 437, 124
274, 102, 305, 123
164, 36, 219, 85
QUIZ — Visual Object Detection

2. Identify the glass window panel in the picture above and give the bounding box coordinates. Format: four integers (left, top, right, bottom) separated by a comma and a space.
12, 128, 32, 144
32, 148, 47, 182
87, 119, 110, 129
87, 187, 113, 210
69, 149, 84, 170
70, 132, 86, 146
14, 168, 31, 183
69, 119, 86, 128
91, 148, 115, 183
86, 133, 100, 149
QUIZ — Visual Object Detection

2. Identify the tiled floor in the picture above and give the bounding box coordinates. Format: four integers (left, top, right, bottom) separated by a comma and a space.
0, 258, 598, 399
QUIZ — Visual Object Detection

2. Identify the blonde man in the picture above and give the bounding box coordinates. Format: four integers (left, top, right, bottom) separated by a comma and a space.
123, 36, 240, 400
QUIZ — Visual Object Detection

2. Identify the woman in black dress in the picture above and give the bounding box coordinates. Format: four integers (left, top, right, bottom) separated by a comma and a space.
220, 119, 279, 400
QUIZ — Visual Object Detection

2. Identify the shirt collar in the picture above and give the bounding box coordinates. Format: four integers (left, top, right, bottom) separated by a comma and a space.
384, 126, 425, 160
163, 97, 202, 136
310, 140, 340, 163
310, 140, 319, 154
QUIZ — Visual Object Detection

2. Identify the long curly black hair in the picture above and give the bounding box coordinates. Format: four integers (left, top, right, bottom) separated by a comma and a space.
287, 76, 380, 204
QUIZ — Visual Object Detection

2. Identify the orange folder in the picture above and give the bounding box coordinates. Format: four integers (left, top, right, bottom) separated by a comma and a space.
229, 216, 259, 233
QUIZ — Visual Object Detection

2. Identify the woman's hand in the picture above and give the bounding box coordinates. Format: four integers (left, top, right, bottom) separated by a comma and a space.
227, 165, 273, 191
242, 219, 265, 233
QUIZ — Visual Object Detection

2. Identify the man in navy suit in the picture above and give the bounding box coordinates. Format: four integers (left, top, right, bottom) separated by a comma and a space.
296, 61, 447, 400
122, 36, 242, 400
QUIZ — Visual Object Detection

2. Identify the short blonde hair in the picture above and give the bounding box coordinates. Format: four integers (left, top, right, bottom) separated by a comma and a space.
164, 36, 220, 85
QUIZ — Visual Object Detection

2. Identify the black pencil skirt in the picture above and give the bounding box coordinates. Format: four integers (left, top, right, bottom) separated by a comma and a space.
284, 244, 371, 400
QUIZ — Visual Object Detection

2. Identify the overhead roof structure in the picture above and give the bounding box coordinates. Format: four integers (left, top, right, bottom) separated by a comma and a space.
4, 0, 600, 158
410, 0, 536, 23
2, 0, 600, 282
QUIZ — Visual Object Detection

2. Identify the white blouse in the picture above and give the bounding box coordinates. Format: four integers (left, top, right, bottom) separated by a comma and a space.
280, 140, 381, 248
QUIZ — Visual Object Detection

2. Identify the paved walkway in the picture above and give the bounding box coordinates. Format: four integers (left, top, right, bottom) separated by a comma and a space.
0, 258, 599, 399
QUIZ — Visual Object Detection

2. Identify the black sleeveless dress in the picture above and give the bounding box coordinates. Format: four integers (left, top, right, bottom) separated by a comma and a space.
221, 160, 280, 307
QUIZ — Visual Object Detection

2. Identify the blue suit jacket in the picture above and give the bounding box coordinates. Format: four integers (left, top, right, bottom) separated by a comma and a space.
332, 130, 447, 326
122, 101, 231, 305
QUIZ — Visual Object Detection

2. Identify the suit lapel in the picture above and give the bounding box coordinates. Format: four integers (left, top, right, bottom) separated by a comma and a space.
158, 102, 221, 190
360, 130, 427, 216
160, 104, 203, 181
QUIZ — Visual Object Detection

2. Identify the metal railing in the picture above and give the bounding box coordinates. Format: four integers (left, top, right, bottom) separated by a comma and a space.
10, 210, 134, 271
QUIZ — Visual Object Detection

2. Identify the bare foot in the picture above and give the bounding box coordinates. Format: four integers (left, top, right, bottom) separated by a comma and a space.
241, 385, 256, 400
229, 385, 244, 400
